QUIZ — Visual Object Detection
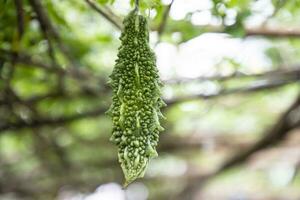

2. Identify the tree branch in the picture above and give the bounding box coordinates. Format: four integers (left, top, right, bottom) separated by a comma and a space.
217, 94, 300, 173
85, 0, 122, 30
2, 48, 298, 102
1, 77, 298, 132
14, 0, 25, 40
28, 0, 56, 64
0, 107, 107, 133
164, 67, 300, 84
0, 48, 64, 76
28, 0, 79, 67
0, 49, 103, 84
168, 24, 300, 39
176, 92, 300, 200
245, 27, 300, 38
166, 78, 300, 106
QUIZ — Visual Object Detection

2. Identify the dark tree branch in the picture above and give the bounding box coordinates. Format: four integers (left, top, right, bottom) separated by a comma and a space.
74, 0, 300, 40
28, 0, 79, 67
166, 78, 300, 106
176, 92, 300, 200
158, 134, 250, 152
168, 24, 300, 39
245, 27, 300, 38
217, 94, 300, 173
164, 67, 300, 84
1, 77, 298, 132
0, 107, 107, 133
53, 0, 300, 42
28, 0, 58, 38
2, 48, 299, 103
14, 0, 25, 39
0, 49, 60, 71
0, 89, 102, 107
0, 49, 107, 108
85, 0, 123, 30
0, 72, 295, 109
0, 49, 103, 84
27, 0, 56, 64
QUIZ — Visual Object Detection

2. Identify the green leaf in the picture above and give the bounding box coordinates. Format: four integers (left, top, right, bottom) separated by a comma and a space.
97, 0, 115, 5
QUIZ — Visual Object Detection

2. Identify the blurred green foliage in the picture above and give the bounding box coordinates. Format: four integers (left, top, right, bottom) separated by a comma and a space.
0, 0, 300, 199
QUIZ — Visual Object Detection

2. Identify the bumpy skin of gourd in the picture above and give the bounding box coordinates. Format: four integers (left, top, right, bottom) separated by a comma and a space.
107, 10, 165, 186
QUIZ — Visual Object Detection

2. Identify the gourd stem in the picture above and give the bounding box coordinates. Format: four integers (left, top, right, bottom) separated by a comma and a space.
134, 0, 140, 11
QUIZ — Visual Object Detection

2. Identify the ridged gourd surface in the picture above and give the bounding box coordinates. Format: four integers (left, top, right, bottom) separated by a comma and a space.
107, 10, 166, 186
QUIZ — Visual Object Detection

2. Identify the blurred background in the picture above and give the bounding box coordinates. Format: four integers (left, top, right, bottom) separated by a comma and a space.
1, 0, 300, 199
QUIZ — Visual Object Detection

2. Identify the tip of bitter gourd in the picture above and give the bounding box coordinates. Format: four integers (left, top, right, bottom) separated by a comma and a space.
123, 179, 133, 188
122, 174, 139, 188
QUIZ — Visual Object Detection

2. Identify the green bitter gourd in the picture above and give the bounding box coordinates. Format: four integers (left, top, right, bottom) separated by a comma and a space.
107, 9, 166, 186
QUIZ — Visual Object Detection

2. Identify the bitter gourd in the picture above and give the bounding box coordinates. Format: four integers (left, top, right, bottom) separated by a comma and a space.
107, 9, 165, 186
